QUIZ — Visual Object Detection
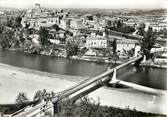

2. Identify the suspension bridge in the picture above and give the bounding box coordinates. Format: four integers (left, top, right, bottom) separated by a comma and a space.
10, 55, 167, 117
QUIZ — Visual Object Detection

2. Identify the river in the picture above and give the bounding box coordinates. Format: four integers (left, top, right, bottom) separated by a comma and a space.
0, 49, 166, 90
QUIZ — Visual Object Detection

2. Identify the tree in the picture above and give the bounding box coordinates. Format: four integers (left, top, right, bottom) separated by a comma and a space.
33, 89, 47, 101
112, 39, 117, 54
6, 17, 14, 28
52, 24, 60, 31
15, 92, 29, 103
33, 89, 55, 101
0, 23, 4, 34
117, 19, 123, 28
39, 27, 49, 46
140, 26, 156, 59
112, 39, 118, 65
136, 23, 146, 36
0, 29, 14, 48
14, 16, 22, 28
66, 41, 79, 58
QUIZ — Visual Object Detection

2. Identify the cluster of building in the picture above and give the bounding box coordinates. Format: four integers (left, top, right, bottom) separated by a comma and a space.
20, 4, 139, 57
0, 3, 164, 60
124, 16, 167, 31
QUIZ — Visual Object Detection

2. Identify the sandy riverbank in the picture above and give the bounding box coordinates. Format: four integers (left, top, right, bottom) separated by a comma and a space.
0, 63, 82, 104
89, 86, 167, 115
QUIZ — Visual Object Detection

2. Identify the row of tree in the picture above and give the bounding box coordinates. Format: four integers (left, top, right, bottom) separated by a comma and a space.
106, 19, 135, 34
15, 89, 56, 104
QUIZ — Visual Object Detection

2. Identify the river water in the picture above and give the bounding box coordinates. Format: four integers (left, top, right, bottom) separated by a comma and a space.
0, 49, 166, 90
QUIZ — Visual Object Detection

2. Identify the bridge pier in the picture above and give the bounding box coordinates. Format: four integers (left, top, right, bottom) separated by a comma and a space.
53, 101, 58, 116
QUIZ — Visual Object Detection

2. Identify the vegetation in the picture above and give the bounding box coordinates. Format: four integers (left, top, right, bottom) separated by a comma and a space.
14, 16, 22, 28
138, 25, 156, 59
136, 22, 146, 36
0, 28, 14, 48
0, 101, 38, 115
106, 19, 135, 34
56, 96, 166, 117
5, 16, 22, 29
0, 23, 4, 34
33, 89, 55, 101
15, 92, 29, 104
52, 24, 60, 31
39, 27, 50, 46
66, 41, 79, 58
0, 92, 164, 117
112, 39, 118, 64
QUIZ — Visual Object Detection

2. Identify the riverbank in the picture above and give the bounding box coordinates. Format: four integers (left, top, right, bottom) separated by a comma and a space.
89, 87, 167, 115
140, 59, 167, 68
4, 47, 127, 64
140, 63, 167, 68
0, 63, 81, 104
75, 56, 125, 64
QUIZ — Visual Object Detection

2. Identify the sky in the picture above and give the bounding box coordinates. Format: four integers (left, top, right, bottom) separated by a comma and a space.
0, 0, 167, 9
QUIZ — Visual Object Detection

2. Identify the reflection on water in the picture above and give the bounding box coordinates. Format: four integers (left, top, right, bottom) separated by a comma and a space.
0, 49, 166, 89
117, 66, 167, 89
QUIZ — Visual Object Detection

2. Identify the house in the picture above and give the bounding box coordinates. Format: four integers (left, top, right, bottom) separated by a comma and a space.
85, 33, 108, 48
85, 37, 107, 48
30, 34, 40, 44
154, 56, 167, 63
21, 17, 60, 30
70, 18, 83, 29
57, 30, 66, 39
152, 47, 167, 63
84, 48, 98, 56
116, 39, 137, 52
21, 4, 61, 30
48, 29, 66, 44
49, 39, 60, 44
0, 11, 4, 15
59, 18, 70, 29
72, 35, 87, 47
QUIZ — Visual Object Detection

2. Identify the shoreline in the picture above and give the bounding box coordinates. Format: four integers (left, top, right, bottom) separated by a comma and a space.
2, 48, 126, 64
0, 62, 80, 104
140, 63, 167, 69
89, 86, 167, 115
0, 62, 87, 83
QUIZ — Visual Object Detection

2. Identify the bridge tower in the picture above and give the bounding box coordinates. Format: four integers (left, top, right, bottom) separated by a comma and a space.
134, 45, 141, 57
141, 55, 146, 63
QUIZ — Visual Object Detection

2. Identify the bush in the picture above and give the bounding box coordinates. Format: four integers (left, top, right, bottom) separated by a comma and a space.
33, 89, 56, 101
56, 96, 166, 117
15, 92, 29, 104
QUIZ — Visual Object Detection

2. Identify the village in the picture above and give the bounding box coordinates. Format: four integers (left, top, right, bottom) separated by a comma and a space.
0, 4, 167, 65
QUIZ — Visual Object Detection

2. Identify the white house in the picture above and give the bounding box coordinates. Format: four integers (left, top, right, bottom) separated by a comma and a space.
84, 48, 98, 56
85, 35, 107, 48
154, 57, 167, 63
59, 18, 70, 29
31, 34, 40, 44
116, 39, 137, 52
49, 39, 60, 44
